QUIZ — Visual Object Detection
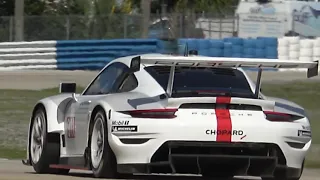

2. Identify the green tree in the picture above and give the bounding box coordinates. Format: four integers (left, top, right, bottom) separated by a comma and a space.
0, 0, 14, 16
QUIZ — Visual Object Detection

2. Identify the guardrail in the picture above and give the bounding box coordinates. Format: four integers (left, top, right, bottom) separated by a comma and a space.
0, 37, 317, 71
0, 39, 159, 70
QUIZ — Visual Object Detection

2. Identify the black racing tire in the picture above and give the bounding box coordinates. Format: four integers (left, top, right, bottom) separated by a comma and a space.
262, 160, 304, 180
202, 173, 234, 179
29, 107, 70, 175
88, 109, 118, 178
262, 176, 301, 180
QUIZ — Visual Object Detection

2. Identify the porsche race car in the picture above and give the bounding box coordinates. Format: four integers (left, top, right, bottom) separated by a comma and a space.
22, 52, 318, 180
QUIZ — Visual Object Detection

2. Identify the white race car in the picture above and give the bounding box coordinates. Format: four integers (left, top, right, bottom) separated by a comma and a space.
22, 52, 318, 180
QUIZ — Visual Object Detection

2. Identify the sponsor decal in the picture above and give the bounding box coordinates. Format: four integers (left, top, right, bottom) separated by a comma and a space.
66, 117, 76, 138
111, 126, 137, 132
298, 130, 311, 137
215, 97, 232, 142
206, 129, 244, 136
112, 120, 129, 126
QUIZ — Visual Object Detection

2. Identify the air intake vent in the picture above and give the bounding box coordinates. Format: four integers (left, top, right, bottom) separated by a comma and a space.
212, 68, 236, 76
151, 66, 181, 74
150, 66, 236, 76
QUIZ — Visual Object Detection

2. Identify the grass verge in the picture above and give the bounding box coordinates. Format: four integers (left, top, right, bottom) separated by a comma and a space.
0, 146, 26, 159
0, 81, 320, 168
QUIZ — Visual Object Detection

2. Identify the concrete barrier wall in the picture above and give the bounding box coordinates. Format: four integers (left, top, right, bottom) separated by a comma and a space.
0, 37, 317, 71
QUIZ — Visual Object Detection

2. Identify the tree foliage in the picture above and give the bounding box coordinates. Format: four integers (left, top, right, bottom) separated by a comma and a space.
0, 0, 14, 16
0, 0, 237, 41
0, 0, 237, 16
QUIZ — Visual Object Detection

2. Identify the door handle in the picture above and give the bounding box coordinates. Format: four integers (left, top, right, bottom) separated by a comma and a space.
80, 100, 91, 106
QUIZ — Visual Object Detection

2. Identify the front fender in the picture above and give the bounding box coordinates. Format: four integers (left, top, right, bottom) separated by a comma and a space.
39, 95, 74, 133
25, 94, 74, 164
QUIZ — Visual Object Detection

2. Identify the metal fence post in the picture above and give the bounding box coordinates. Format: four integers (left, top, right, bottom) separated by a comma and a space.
209, 13, 212, 38
291, 12, 295, 35
66, 16, 70, 40
179, 13, 183, 38
14, 0, 24, 41
236, 14, 239, 37
219, 17, 222, 39
124, 14, 127, 38
9, 16, 13, 42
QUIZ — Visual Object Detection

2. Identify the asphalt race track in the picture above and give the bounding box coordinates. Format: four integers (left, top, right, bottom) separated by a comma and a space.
0, 70, 319, 90
0, 70, 320, 180
0, 159, 319, 180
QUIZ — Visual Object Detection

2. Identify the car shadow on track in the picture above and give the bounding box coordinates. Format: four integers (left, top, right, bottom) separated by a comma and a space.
65, 172, 256, 180
24, 172, 256, 180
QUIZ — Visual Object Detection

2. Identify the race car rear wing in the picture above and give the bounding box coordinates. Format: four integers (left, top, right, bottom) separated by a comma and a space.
139, 56, 318, 75
130, 55, 319, 98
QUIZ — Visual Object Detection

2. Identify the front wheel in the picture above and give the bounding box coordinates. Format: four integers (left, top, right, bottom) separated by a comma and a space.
89, 110, 118, 178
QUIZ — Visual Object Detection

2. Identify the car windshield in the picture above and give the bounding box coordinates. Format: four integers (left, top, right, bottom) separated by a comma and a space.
144, 66, 255, 98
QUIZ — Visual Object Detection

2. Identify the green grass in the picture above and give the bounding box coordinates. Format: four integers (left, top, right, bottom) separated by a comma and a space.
263, 81, 320, 143
0, 86, 84, 151
0, 81, 320, 168
0, 146, 26, 159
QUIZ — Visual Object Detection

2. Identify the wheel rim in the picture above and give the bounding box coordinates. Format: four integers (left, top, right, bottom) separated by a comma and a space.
30, 113, 45, 164
91, 116, 105, 169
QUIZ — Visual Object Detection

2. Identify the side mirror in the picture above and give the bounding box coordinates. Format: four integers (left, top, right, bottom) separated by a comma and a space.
59, 82, 76, 93
188, 50, 198, 55
129, 56, 141, 73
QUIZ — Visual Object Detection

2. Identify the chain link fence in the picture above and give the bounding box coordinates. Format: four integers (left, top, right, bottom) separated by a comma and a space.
0, 13, 239, 42
2, 12, 319, 42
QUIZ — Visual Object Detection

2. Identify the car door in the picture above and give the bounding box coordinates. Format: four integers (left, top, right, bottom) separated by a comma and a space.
64, 95, 93, 155
64, 62, 131, 156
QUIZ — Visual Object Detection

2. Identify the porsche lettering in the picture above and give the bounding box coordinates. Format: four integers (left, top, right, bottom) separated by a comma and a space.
192, 112, 252, 116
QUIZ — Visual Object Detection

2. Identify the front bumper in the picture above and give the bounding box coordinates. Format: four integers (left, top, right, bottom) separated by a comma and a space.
117, 141, 302, 177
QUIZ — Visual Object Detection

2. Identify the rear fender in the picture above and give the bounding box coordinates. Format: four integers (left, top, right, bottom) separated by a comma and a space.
86, 100, 113, 147
266, 96, 307, 117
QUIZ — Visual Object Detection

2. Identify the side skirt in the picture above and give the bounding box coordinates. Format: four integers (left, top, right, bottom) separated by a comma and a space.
49, 156, 90, 171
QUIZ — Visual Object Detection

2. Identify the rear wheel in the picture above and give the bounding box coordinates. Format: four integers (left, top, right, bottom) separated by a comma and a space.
89, 109, 118, 178
202, 171, 234, 179
30, 107, 69, 175
262, 160, 304, 180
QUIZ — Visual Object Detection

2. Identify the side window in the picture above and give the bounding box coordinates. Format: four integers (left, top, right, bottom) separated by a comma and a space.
118, 74, 138, 93
84, 62, 129, 95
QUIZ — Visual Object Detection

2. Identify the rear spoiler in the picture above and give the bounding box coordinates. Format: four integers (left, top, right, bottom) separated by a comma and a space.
129, 55, 319, 97
138, 56, 319, 78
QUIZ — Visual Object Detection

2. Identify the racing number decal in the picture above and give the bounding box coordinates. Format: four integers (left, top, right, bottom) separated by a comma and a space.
66, 117, 76, 138
215, 97, 232, 142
